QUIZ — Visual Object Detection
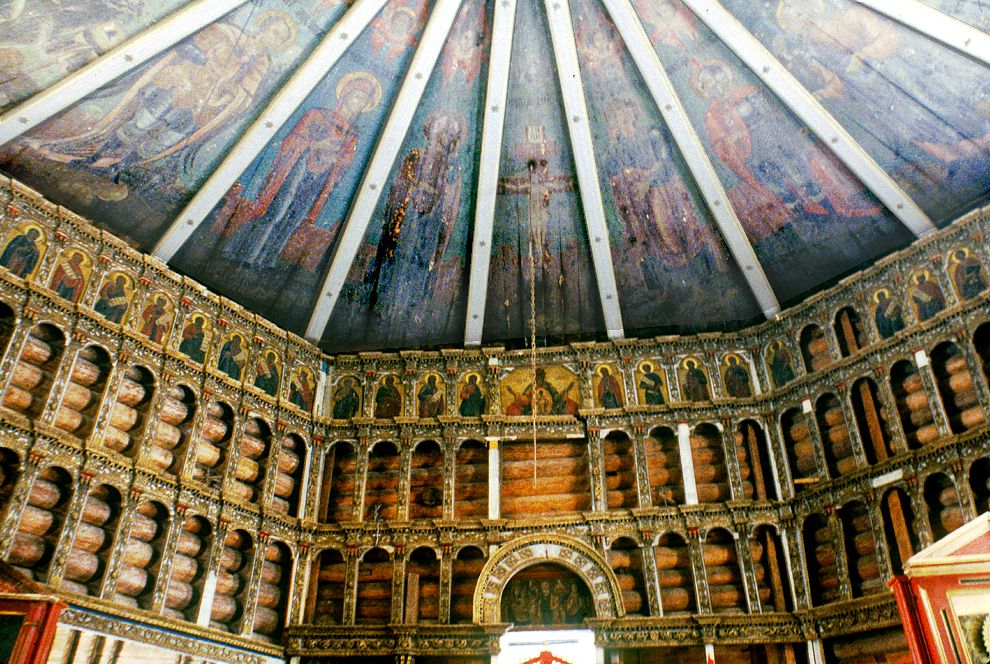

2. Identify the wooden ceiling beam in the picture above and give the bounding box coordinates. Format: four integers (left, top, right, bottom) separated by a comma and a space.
305, 0, 466, 343
463, 0, 519, 347
153, 0, 391, 260
0, 0, 251, 146
682, 0, 936, 239
854, 0, 990, 68
603, 0, 780, 318
545, 0, 625, 340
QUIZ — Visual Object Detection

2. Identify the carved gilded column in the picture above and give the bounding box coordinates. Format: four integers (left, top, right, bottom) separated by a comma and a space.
826, 508, 853, 602
959, 328, 990, 407
392, 545, 407, 624
837, 384, 869, 469
99, 490, 143, 601
239, 532, 268, 637
949, 460, 979, 523
438, 546, 453, 624
398, 439, 413, 522
631, 429, 653, 508
687, 528, 711, 613
218, 408, 247, 497
873, 367, 908, 454
304, 437, 325, 522
863, 491, 893, 582
38, 337, 81, 425
87, 352, 134, 454
44, 471, 93, 588
343, 547, 360, 624
906, 477, 935, 549
0, 452, 44, 561
733, 525, 760, 613
719, 421, 744, 500
783, 517, 812, 611
177, 390, 211, 482
766, 411, 795, 500
637, 538, 662, 616
353, 440, 370, 522
0, 318, 36, 400
130, 371, 170, 469
258, 429, 286, 512
914, 351, 953, 439
803, 400, 833, 483
290, 543, 312, 624
587, 429, 607, 512
442, 438, 456, 521
149, 507, 188, 613
195, 517, 230, 626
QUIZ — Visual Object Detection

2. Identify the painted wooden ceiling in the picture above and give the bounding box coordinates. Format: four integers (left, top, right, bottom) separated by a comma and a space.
0, 0, 988, 352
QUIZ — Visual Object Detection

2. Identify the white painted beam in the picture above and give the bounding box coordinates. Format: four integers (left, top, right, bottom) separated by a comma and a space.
544, 0, 625, 340
603, 0, 780, 318
682, 0, 936, 238
854, 0, 990, 67
0, 0, 251, 146
463, 0, 518, 347
154, 0, 390, 260
305, 0, 466, 342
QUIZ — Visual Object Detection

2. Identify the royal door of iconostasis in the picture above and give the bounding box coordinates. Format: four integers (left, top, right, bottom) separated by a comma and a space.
496, 565, 598, 664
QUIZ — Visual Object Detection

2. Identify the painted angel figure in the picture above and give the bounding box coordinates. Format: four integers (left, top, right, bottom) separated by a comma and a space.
29, 13, 295, 175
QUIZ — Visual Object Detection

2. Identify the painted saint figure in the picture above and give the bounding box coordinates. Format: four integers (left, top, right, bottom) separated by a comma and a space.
138, 295, 171, 344
458, 374, 485, 416
30, 14, 296, 177
254, 351, 281, 397
950, 249, 986, 300
874, 289, 905, 339
364, 110, 466, 317
681, 360, 710, 402
639, 363, 665, 406
178, 314, 207, 363
222, 72, 382, 269
375, 376, 402, 418
910, 271, 946, 322
596, 367, 623, 409
417, 374, 445, 418
769, 341, 796, 387
723, 355, 752, 398
289, 369, 314, 411
94, 274, 131, 323
0, 227, 42, 278
49, 251, 88, 302
332, 377, 361, 419
217, 334, 247, 382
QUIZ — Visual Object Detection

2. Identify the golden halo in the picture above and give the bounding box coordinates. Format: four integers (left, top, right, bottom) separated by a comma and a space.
336, 71, 383, 112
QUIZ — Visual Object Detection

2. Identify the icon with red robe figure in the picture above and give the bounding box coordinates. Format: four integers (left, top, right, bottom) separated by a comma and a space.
217, 71, 382, 269
49, 249, 91, 303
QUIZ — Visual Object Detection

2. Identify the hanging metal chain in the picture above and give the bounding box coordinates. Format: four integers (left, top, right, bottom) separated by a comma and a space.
528, 214, 538, 487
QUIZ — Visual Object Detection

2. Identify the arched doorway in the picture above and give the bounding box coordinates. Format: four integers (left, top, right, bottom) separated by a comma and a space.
501, 563, 593, 625
473, 534, 623, 624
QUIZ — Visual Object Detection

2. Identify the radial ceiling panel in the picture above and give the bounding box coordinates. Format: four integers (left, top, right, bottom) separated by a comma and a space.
637, 0, 914, 304
723, 0, 990, 227
571, 0, 762, 333
170, 0, 433, 335
483, 0, 606, 343
322, 0, 490, 352
1, 0, 988, 351
0, 0, 192, 112
0, 0, 341, 247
